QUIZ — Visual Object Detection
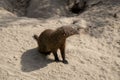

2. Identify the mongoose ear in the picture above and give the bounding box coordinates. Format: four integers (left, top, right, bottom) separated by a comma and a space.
58, 27, 66, 36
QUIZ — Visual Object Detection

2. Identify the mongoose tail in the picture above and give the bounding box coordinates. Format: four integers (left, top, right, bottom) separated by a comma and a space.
33, 34, 39, 41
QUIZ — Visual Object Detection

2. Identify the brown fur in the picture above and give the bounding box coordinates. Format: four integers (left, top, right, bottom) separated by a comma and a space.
33, 26, 79, 64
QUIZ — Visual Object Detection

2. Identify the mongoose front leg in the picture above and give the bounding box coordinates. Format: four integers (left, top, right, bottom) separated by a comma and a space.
53, 51, 60, 62
60, 43, 68, 64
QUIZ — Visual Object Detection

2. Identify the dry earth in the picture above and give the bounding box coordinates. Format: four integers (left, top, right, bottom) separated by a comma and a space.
0, 0, 120, 80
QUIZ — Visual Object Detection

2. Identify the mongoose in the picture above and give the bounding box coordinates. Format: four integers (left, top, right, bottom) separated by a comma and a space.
33, 26, 80, 64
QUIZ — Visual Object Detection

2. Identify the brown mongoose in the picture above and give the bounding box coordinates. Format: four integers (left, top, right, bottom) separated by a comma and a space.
33, 26, 80, 64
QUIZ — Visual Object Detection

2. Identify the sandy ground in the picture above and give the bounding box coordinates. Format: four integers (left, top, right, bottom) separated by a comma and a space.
0, 0, 120, 80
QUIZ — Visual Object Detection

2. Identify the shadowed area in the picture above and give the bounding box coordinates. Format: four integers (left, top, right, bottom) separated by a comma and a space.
21, 48, 54, 72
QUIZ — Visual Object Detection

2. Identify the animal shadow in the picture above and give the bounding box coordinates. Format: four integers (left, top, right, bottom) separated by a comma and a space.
21, 48, 54, 72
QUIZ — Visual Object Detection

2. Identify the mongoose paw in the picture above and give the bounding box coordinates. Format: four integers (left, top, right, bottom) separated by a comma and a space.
55, 58, 60, 62
63, 60, 68, 64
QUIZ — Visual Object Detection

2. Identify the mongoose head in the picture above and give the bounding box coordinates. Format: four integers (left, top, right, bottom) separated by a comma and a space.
57, 26, 79, 38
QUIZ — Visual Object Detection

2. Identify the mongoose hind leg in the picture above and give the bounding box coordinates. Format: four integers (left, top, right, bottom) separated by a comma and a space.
43, 51, 51, 55
38, 47, 51, 55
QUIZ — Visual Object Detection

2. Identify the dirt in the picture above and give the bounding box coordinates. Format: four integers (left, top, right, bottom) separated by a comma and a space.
0, 0, 120, 80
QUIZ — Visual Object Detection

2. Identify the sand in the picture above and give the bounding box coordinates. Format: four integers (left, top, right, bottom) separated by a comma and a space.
0, 0, 120, 80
